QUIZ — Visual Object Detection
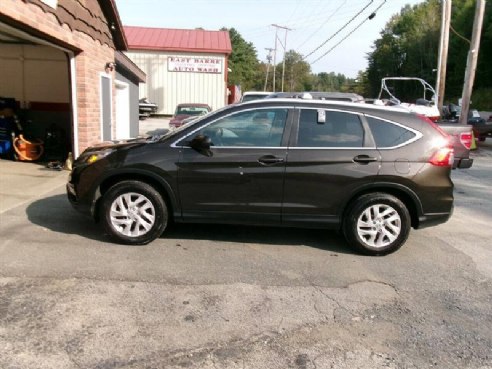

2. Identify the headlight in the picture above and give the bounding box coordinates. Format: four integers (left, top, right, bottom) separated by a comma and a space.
79, 148, 115, 165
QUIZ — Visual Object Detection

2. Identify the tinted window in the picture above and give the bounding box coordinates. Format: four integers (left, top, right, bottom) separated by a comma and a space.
194, 108, 288, 147
297, 109, 364, 147
366, 116, 416, 148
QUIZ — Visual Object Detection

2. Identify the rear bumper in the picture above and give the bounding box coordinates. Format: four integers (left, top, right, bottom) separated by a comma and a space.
472, 124, 492, 136
417, 209, 453, 229
453, 157, 473, 169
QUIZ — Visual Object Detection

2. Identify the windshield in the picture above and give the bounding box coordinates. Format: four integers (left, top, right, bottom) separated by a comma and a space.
176, 106, 210, 115
242, 94, 268, 102
157, 106, 228, 142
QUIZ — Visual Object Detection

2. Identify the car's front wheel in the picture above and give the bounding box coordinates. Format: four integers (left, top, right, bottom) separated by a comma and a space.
343, 193, 411, 256
100, 180, 168, 245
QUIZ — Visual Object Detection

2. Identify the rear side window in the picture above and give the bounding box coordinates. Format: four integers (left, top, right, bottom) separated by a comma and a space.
366, 116, 416, 148
297, 109, 364, 147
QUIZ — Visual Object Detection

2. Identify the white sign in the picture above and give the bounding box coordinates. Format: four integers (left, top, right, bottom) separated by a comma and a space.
168, 56, 222, 74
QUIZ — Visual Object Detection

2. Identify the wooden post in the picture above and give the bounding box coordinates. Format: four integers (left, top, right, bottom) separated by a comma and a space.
436, 0, 452, 112
459, 0, 486, 124
264, 48, 274, 92
273, 27, 278, 93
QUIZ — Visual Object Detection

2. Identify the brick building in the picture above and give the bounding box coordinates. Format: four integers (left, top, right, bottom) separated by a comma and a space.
0, 0, 144, 158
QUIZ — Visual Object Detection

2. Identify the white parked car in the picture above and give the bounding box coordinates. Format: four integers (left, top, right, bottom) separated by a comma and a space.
240, 91, 271, 103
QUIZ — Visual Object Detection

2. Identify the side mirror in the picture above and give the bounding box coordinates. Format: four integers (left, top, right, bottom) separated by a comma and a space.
189, 135, 213, 156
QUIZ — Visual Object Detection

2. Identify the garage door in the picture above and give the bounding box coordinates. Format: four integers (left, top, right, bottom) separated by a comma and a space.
0, 24, 73, 162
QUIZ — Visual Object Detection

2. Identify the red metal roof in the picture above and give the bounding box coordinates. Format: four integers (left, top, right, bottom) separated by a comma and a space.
124, 26, 232, 54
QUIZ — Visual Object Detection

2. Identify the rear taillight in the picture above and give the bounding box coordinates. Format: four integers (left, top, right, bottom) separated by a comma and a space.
417, 114, 455, 167
429, 147, 454, 167
459, 132, 472, 149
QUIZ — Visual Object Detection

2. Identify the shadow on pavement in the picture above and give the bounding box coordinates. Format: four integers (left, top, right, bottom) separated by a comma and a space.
164, 223, 352, 254
26, 194, 107, 242
161, 218, 354, 254
26, 194, 352, 254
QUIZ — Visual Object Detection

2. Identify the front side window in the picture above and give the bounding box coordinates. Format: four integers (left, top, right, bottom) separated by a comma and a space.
297, 109, 364, 148
192, 108, 288, 147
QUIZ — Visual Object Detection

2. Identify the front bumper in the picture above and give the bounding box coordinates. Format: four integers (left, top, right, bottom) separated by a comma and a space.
66, 182, 83, 210
66, 181, 96, 218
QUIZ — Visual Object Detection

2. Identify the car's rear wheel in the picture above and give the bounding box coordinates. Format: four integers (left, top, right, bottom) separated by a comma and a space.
343, 193, 411, 255
100, 180, 168, 245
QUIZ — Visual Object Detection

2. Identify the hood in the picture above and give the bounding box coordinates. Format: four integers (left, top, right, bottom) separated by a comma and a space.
170, 114, 190, 123
92, 137, 149, 149
75, 136, 161, 168
82, 136, 161, 154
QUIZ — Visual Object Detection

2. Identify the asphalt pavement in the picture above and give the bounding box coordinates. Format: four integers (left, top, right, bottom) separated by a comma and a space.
138, 116, 170, 136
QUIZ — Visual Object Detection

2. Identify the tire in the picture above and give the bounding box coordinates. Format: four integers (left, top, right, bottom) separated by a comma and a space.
343, 193, 411, 256
100, 180, 168, 245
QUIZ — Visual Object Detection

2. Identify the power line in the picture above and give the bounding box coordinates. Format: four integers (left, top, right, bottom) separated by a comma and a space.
302, 0, 374, 60
284, 0, 326, 27
284, 0, 302, 24
295, 0, 348, 50
240, 3, 371, 42
310, 0, 386, 64
450, 24, 471, 44
286, 2, 372, 29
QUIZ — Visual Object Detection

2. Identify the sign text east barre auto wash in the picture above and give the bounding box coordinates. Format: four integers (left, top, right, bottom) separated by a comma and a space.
168, 57, 223, 74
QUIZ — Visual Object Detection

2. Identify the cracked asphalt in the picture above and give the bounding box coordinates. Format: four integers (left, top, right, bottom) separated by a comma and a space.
0, 138, 491, 369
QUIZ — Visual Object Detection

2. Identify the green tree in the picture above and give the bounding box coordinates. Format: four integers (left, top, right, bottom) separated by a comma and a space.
353, 70, 370, 96
446, 0, 492, 102
366, 1, 441, 100
279, 50, 312, 92
223, 27, 260, 91
366, 1, 440, 99
365, 0, 492, 108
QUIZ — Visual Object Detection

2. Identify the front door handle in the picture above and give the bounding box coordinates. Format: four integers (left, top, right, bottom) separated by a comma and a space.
258, 155, 285, 165
353, 155, 378, 164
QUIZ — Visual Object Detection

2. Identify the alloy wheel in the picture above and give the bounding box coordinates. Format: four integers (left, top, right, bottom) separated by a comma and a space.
110, 192, 156, 237
356, 204, 402, 248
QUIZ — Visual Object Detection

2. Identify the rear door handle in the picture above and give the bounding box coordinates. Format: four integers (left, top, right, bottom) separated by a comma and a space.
353, 155, 378, 164
258, 155, 285, 165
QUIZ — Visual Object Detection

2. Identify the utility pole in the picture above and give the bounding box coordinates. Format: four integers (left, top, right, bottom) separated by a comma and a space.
280, 26, 291, 92
459, 0, 486, 125
272, 26, 278, 92
436, 0, 452, 111
271, 24, 292, 92
264, 48, 274, 92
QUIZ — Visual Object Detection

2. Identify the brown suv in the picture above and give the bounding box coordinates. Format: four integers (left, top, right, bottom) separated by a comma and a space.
67, 99, 454, 255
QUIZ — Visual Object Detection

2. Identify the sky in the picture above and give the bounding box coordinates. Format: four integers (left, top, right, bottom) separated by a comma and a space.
114, 0, 425, 78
